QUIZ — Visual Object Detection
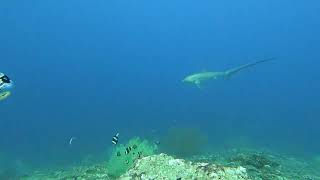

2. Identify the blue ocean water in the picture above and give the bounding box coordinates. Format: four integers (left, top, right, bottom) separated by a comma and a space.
1, 0, 319, 171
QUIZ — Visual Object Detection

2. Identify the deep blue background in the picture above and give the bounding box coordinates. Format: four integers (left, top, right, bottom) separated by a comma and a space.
1, 0, 319, 168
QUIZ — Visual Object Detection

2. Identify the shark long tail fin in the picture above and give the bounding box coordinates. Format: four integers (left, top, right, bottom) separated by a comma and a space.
225, 57, 275, 77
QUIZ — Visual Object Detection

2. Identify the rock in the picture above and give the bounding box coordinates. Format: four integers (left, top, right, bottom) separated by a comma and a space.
120, 153, 250, 180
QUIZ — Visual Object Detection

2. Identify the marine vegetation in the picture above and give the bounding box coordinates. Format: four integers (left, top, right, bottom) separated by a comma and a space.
106, 137, 157, 178
160, 127, 208, 158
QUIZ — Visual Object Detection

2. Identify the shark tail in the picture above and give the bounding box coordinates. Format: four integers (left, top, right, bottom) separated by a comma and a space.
225, 57, 276, 77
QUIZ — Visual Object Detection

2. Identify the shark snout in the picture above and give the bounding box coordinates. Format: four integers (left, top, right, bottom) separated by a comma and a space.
182, 79, 194, 85
182, 78, 190, 83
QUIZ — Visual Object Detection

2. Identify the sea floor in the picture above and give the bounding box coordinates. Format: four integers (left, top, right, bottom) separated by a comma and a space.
189, 148, 320, 180
6, 148, 320, 180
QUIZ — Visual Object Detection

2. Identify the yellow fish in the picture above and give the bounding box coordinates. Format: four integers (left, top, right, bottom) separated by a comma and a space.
0, 72, 13, 101
0, 91, 11, 101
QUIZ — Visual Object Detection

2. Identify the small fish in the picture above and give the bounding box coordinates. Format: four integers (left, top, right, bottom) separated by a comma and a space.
0, 91, 11, 101
0, 72, 13, 91
125, 146, 132, 155
154, 140, 160, 146
132, 144, 138, 149
112, 133, 119, 145
69, 137, 76, 145
0, 72, 13, 101
116, 151, 121, 157
124, 144, 138, 155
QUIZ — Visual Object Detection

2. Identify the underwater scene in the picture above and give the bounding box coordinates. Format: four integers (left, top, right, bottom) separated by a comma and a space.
1, 0, 320, 179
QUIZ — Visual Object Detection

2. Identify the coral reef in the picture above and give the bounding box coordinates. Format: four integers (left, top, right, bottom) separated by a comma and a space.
190, 149, 320, 180
120, 153, 249, 180
20, 148, 320, 180
21, 153, 249, 180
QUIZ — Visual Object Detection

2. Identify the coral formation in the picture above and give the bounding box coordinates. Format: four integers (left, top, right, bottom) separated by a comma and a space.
190, 149, 320, 180
120, 153, 249, 179
19, 148, 320, 180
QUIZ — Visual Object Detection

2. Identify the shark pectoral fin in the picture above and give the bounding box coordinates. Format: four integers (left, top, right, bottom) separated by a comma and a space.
195, 80, 202, 88
224, 72, 232, 80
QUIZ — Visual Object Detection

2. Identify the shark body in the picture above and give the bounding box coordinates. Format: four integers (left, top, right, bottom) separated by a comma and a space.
182, 57, 275, 88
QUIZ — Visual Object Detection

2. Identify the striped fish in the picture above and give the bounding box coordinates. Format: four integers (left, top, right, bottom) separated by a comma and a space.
112, 133, 119, 145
